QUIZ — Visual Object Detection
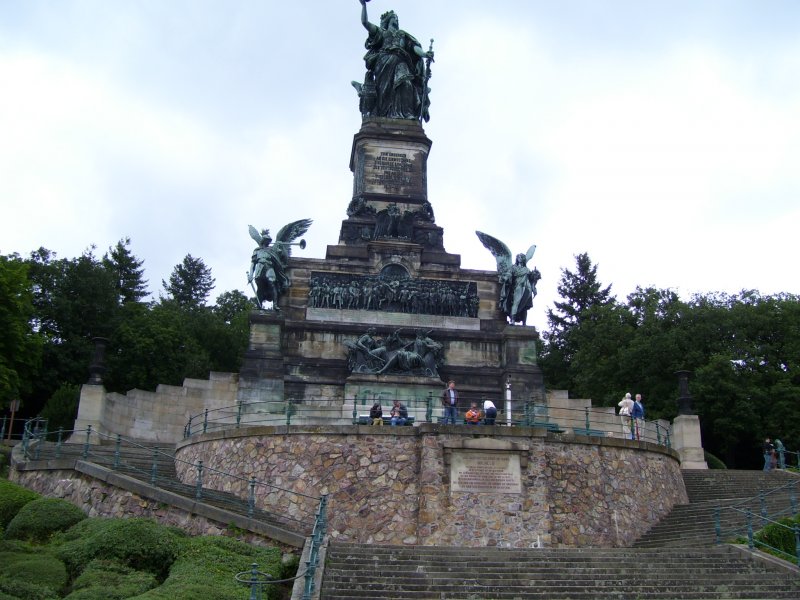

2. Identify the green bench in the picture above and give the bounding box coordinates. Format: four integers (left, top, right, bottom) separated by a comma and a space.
572, 427, 606, 437
532, 421, 565, 433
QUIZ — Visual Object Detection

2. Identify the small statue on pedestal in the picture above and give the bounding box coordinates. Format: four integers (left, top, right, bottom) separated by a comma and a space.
476, 231, 541, 326
247, 219, 312, 310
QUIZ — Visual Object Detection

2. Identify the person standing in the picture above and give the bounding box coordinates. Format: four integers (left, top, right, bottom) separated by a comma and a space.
440, 380, 459, 425
632, 394, 645, 441
483, 399, 498, 425
618, 393, 634, 439
775, 438, 785, 469
763, 438, 775, 471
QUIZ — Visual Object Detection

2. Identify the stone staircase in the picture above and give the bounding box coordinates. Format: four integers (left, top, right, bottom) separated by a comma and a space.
21, 439, 311, 539
320, 470, 800, 599
320, 544, 799, 599
634, 469, 798, 548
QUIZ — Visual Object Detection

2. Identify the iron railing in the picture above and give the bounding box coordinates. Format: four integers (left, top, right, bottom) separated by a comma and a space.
20, 421, 321, 536
715, 479, 800, 564
184, 398, 672, 447
235, 495, 328, 600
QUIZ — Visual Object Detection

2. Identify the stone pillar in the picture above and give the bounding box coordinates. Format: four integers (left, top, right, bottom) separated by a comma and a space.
501, 325, 545, 420
236, 311, 285, 406
672, 415, 708, 469
671, 370, 707, 468
72, 384, 105, 443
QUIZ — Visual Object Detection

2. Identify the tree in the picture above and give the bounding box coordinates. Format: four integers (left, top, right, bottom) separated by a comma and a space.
162, 254, 215, 309
103, 238, 149, 305
23, 247, 118, 415
0, 254, 42, 408
541, 252, 613, 392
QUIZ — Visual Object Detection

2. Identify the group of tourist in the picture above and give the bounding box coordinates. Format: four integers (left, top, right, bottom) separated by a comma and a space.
617, 393, 646, 440
762, 437, 786, 471
367, 380, 500, 427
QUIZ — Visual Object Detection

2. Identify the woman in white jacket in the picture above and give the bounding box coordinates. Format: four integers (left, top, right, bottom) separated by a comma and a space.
618, 393, 634, 439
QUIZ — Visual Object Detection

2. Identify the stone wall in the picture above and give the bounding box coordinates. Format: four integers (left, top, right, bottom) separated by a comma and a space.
9, 467, 273, 547
175, 425, 687, 548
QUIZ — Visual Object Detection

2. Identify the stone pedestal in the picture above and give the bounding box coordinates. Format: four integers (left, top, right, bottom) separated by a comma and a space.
671, 414, 708, 469
344, 373, 442, 420
72, 384, 105, 443
502, 325, 546, 408
236, 311, 285, 406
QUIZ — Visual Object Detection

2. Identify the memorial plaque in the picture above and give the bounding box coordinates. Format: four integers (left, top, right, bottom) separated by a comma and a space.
450, 451, 522, 494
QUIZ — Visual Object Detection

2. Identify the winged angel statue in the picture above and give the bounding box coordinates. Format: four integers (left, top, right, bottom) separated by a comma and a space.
247, 219, 312, 310
476, 231, 541, 325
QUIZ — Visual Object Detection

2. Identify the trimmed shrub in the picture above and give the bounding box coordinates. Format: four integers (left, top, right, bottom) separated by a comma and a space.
704, 451, 727, 469
55, 518, 185, 579
0, 552, 68, 595
5, 497, 86, 542
754, 514, 800, 559
131, 535, 283, 600
0, 480, 39, 529
0, 575, 59, 600
64, 559, 158, 600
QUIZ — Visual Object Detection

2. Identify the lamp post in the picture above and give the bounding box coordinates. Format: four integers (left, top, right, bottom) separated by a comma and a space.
505, 378, 512, 426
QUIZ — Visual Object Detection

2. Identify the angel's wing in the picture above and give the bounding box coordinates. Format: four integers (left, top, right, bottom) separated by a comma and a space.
475, 231, 512, 274
274, 218, 313, 256
248, 225, 262, 245
525, 244, 537, 263
275, 219, 312, 244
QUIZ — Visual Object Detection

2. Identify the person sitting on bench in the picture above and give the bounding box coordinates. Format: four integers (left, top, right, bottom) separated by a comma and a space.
390, 400, 408, 426
370, 401, 383, 426
465, 403, 482, 425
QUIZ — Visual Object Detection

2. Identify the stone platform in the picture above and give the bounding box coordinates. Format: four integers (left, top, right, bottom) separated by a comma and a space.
175, 424, 686, 548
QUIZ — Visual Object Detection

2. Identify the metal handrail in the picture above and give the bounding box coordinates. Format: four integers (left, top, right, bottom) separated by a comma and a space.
20, 421, 321, 533
714, 479, 800, 564
183, 398, 672, 447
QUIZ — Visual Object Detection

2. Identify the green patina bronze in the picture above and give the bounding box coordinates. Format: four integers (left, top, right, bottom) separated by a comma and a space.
352, 0, 434, 122
476, 231, 542, 326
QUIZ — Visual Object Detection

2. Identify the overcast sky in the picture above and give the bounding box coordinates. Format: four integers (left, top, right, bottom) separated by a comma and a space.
2, 0, 798, 331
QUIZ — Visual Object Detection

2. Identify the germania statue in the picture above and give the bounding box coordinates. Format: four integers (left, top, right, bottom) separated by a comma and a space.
476, 231, 541, 326
352, 0, 434, 122
247, 219, 312, 310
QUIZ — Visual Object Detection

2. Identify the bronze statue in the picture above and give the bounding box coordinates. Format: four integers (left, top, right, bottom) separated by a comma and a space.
476, 231, 541, 326
247, 220, 311, 310
345, 328, 443, 377
352, 0, 434, 121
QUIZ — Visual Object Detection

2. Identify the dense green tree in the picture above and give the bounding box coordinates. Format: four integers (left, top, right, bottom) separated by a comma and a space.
103, 237, 149, 305
162, 254, 215, 309
541, 252, 613, 392
0, 254, 42, 408
23, 248, 117, 414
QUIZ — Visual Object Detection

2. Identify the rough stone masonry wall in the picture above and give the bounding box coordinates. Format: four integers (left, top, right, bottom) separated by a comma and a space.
176, 425, 687, 548
9, 467, 274, 547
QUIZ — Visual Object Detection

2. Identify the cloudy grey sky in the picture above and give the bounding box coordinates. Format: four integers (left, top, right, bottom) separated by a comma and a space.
2, 0, 798, 331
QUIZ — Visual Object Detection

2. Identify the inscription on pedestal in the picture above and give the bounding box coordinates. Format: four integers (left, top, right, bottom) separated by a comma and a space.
450, 451, 522, 494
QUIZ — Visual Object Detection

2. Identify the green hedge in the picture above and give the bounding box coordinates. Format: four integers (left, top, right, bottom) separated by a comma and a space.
754, 514, 800, 559
0, 480, 39, 529
5, 498, 86, 543
704, 451, 727, 469
131, 536, 283, 600
0, 552, 68, 595
55, 518, 185, 579
0, 575, 59, 600
64, 559, 158, 600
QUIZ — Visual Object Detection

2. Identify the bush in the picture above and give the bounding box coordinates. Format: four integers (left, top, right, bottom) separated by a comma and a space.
64, 559, 158, 600
704, 451, 727, 469
131, 536, 283, 600
55, 518, 185, 579
754, 514, 800, 559
0, 551, 68, 595
0, 575, 59, 600
5, 497, 86, 542
0, 480, 39, 529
